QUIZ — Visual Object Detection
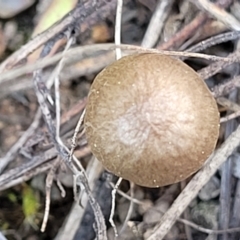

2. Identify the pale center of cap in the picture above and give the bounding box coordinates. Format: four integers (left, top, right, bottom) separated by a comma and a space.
117, 103, 150, 147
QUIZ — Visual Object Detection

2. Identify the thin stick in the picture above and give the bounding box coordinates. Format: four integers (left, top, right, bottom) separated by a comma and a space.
186, 31, 240, 53
198, 50, 240, 80
192, 0, 240, 30
109, 1, 124, 236
120, 182, 135, 235
220, 111, 240, 123
212, 75, 240, 98
0, 43, 237, 84
109, 182, 143, 205
69, 108, 86, 160
141, 0, 174, 48
157, 12, 207, 50
41, 37, 74, 232
109, 177, 122, 237
54, 37, 74, 139
178, 218, 240, 235
41, 158, 61, 232
115, 0, 123, 59
56, 178, 66, 198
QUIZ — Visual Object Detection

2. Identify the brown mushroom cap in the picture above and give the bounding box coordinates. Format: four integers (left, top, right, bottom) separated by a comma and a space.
84, 53, 219, 188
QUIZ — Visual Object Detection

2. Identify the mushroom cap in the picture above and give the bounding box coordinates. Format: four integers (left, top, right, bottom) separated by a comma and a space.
84, 53, 219, 188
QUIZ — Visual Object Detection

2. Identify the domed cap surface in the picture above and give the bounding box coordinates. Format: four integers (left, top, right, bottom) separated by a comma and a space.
84, 53, 219, 188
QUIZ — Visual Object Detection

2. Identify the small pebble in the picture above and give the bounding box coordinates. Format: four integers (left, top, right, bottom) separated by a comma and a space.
191, 201, 219, 229
0, 0, 35, 18
198, 176, 220, 201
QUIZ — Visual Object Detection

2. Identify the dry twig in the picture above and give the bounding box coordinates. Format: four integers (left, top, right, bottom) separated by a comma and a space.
0, 0, 118, 72
192, 0, 240, 30
141, 0, 174, 48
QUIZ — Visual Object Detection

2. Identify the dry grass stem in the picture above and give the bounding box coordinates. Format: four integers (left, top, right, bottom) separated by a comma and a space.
141, 0, 174, 48
193, 0, 240, 30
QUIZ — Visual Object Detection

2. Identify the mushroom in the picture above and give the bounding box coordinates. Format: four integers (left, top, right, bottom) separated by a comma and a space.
84, 53, 219, 188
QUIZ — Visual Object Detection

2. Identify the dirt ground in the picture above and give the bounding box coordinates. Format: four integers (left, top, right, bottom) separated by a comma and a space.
0, 0, 240, 240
